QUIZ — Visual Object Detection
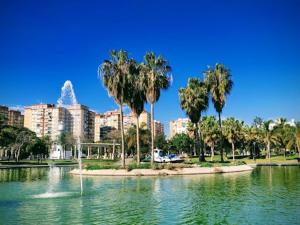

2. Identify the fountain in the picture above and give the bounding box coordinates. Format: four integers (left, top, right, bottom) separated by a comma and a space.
33, 165, 73, 198
57, 80, 78, 107
57, 80, 83, 194
34, 80, 83, 198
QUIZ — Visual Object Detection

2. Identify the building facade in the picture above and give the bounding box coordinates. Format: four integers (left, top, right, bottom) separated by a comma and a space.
24, 104, 95, 141
0, 105, 9, 125
94, 110, 120, 142
154, 120, 164, 137
169, 118, 190, 138
8, 110, 24, 127
94, 110, 151, 142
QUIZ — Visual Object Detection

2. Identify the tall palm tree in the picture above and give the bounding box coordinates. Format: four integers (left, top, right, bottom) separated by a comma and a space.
125, 62, 146, 165
179, 78, 208, 162
99, 49, 132, 168
222, 117, 243, 161
287, 122, 300, 157
262, 120, 278, 160
205, 63, 233, 162
201, 116, 219, 161
141, 52, 171, 164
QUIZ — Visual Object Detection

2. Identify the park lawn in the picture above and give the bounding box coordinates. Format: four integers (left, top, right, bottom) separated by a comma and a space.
0, 159, 77, 165
82, 159, 121, 170
187, 154, 299, 165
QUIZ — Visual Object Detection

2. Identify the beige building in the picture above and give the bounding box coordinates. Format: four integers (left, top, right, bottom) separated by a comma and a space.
94, 110, 120, 142
169, 118, 190, 138
154, 120, 164, 137
125, 111, 151, 131
24, 104, 95, 141
8, 110, 24, 127
67, 104, 95, 141
94, 110, 151, 142
0, 105, 9, 125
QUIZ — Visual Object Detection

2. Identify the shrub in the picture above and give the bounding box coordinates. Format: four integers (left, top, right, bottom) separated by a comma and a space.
127, 163, 151, 171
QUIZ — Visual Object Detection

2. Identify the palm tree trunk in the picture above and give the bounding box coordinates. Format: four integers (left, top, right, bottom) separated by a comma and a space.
218, 112, 224, 162
120, 104, 125, 168
198, 122, 205, 162
136, 115, 140, 165
196, 123, 205, 162
193, 126, 197, 156
297, 142, 300, 158
211, 143, 214, 161
150, 103, 155, 165
231, 142, 235, 161
267, 140, 271, 162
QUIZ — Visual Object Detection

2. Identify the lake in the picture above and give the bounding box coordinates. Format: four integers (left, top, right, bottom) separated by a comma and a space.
0, 166, 299, 225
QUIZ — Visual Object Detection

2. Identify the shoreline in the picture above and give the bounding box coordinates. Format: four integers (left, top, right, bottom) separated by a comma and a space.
69, 165, 254, 176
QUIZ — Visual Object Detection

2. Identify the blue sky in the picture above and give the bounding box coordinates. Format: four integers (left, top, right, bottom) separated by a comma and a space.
1, 0, 300, 134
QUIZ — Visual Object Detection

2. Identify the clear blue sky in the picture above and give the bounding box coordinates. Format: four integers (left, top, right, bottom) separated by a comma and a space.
1, 0, 300, 135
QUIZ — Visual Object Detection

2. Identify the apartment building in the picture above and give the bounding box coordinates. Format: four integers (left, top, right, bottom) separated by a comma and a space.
169, 118, 190, 138
0, 105, 9, 125
94, 110, 120, 142
24, 104, 95, 141
8, 110, 24, 127
154, 120, 164, 137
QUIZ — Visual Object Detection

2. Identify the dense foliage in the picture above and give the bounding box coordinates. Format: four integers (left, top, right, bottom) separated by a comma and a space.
0, 125, 49, 161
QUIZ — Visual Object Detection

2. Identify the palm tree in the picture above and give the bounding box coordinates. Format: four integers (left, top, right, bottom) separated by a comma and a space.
179, 78, 208, 162
222, 118, 243, 161
99, 49, 132, 168
287, 122, 300, 157
141, 52, 171, 164
205, 63, 233, 162
262, 120, 278, 160
125, 62, 146, 165
125, 123, 151, 157
201, 116, 219, 161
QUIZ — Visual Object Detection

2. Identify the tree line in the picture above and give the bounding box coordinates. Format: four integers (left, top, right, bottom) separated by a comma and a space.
0, 125, 49, 162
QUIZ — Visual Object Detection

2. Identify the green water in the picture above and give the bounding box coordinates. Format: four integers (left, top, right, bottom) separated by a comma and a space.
0, 166, 299, 225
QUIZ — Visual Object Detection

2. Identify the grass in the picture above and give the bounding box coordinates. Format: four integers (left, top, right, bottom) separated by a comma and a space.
187, 154, 299, 166
0, 159, 77, 165
79, 154, 300, 170
2, 154, 298, 170
82, 159, 120, 170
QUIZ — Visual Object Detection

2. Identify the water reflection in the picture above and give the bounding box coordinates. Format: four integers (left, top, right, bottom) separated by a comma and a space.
0, 167, 299, 225
0, 167, 48, 182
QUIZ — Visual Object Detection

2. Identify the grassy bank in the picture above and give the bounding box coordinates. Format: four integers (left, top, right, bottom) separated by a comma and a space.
0, 159, 77, 166
82, 154, 299, 170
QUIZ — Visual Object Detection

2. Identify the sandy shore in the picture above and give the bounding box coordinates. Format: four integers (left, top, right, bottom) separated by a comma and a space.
69, 165, 254, 176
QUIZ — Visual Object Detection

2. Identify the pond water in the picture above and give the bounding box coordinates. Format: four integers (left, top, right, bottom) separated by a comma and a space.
0, 166, 299, 225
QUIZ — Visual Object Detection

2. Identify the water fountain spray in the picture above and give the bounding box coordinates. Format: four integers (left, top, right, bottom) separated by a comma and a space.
57, 80, 78, 107
57, 80, 83, 195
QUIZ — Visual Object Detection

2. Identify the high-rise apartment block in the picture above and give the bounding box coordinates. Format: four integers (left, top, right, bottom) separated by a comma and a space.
169, 118, 190, 138
154, 120, 164, 137
24, 104, 95, 141
8, 110, 24, 127
0, 105, 9, 125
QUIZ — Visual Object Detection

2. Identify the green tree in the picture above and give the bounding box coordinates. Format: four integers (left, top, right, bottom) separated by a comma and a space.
179, 78, 208, 161
287, 122, 300, 157
205, 63, 233, 162
262, 120, 278, 160
99, 49, 133, 168
125, 123, 151, 156
222, 118, 244, 161
125, 62, 146, 165
169, 133, 193, 154
141, 52, 171, 164
12, 129, 36, 162
201, 116, 219, 161
154, 134, 167, 150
